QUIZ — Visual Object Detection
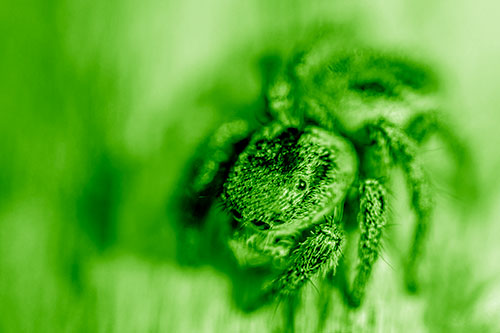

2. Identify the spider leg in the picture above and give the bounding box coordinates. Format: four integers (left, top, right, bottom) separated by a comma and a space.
181, 120, 252, 225
366, 120, 433, 292
348, 179, 388, 307
269, 217, 345, 297
262, 216, 345, 331
176, 120, 252, 267
329, 179, 387, 308
405, 111, 477, 205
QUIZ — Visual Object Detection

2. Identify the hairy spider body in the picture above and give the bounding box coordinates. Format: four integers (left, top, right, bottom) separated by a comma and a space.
178, 34, 471, 330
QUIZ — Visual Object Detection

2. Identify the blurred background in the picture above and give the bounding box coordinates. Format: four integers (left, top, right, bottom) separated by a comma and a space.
1, 0, 500, 331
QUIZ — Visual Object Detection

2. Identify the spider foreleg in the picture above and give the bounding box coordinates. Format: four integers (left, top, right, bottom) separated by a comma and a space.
255, 217, 344, 332
267, 217, 345, 298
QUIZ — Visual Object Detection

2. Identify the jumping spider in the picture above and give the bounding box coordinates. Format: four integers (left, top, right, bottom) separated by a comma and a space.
179, 34, 471, 325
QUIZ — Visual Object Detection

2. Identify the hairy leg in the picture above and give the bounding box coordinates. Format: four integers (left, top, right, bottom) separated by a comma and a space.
311, 179, 387, 318
348, 179, 388, 306
406, 111, 466, 152
268, 217, 345, 297
259, 216, 344, 330
405, 111, 477, 205
332, 179, 388, 308
177, 120, 252, 266
181, 120, 252, 224
367, 120, 433, 292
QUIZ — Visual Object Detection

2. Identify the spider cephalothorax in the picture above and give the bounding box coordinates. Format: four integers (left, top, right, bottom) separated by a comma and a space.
222, 124, 357, 231
179, 32, 472, 330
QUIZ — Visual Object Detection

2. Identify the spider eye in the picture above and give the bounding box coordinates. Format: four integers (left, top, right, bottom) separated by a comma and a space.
297, 179, 307, 191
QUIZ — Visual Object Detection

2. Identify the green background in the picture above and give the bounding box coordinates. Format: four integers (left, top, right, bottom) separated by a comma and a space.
1, 0, 500, 331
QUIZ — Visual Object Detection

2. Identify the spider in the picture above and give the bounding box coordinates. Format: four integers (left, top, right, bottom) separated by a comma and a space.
178, 34, 471, 328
